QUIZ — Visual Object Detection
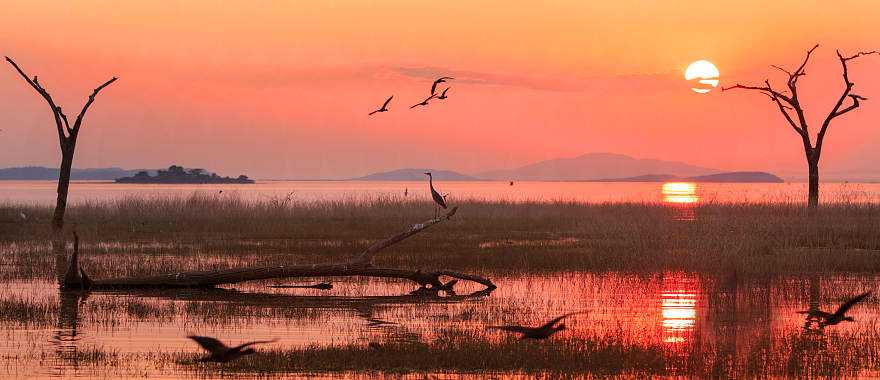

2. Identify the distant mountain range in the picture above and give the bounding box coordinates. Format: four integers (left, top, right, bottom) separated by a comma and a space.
353, 168, 477, 181
478, 153, 718, 180
598, 172, 784, 183
353, 153, 785, 183
0, 166, 145, 180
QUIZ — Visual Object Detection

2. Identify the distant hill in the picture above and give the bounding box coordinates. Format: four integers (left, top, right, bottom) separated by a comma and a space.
600, 171, 784, 183
0, 166, 144, 180
479, 153, 719, 181
354, 168, 477, 181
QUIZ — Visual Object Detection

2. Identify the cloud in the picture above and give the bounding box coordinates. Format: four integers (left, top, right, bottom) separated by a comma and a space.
392, 66, 681, 92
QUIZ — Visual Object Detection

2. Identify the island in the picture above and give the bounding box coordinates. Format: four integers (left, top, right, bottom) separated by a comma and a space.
115, 165, 255, 184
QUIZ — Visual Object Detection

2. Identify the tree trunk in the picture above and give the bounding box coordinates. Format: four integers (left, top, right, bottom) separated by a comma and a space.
53, 147, 74, 232
807, 156, 819, 210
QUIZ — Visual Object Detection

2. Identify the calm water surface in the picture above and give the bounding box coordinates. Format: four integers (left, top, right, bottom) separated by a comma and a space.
1, 271, 878, 378
1, 180, 880, 205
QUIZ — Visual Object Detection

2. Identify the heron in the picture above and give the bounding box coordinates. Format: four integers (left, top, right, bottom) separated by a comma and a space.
187, 335, 277, 363
798, 291, 871, 328
436, 87, 450, 100
430, 77, 454, 95
424, 172, 447, 217
486, 312, 588, 340
369, 95, 393, 116
410, 94, 436, 109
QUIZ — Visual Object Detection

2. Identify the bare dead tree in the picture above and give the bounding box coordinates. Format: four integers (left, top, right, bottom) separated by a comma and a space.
5, 57, 117, 231
723, 45, 877, 209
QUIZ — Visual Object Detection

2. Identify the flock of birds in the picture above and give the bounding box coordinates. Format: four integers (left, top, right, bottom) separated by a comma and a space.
187, 290, 874, 363
368, 76, 454, 115
187, 311, 585, 363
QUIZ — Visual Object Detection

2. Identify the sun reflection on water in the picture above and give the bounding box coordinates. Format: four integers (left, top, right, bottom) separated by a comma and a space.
661, 182, 699, 204
661, 274, 699, 344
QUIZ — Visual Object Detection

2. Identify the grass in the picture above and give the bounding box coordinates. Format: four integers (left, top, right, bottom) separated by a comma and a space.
2, 194, 879, 279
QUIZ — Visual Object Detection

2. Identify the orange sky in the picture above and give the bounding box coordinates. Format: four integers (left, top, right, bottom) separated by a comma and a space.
1, 1, 879, 179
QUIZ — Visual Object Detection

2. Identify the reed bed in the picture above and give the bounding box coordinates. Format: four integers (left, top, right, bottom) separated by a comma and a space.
2, 193, 879, 279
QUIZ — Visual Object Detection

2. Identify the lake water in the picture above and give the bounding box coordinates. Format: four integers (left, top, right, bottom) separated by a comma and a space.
1, 270, 878, 378
2, 180, 880, 205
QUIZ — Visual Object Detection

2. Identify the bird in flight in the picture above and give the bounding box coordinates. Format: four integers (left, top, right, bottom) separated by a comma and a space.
187, 335, 277, 363
798, 291, 872, 328
410, 94, 436, 109
430, 77, 454, 95
369, 95, 393, 116
486, 312, 588, 340
436, 87, 450, 100
424, 172, 448, 217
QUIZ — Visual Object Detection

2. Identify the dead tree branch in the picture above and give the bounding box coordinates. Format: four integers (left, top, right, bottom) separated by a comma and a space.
62, 206, 496, 291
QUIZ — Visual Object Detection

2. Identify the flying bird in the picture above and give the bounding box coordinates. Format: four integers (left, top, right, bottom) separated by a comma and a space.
410, 94, 436, 109
369, 95, 393, 116
798, 291, 872, 328
436, 87, 450, 100
486, 312, 588, 340
430, 77, 454, 95
424, 172, 447, 217
187, 335, 277, 363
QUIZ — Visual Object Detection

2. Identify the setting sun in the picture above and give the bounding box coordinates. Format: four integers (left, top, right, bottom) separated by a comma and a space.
685, 60, 720, 94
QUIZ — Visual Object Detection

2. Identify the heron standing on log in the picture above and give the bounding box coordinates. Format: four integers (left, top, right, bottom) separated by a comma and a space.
424, 172, 447, 217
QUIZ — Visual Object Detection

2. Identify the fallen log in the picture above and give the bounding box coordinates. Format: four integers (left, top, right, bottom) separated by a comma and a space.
63, 206, 496, 291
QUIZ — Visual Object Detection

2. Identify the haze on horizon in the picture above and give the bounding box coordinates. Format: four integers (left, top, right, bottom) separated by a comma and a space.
1, 1, 879, 180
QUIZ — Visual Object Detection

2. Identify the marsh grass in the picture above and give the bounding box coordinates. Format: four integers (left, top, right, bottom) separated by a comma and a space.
2, 194, 880, 279
0, 296, 58, 325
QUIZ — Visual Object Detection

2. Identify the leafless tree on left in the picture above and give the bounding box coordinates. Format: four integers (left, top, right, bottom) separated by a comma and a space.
5, 57, 117, 232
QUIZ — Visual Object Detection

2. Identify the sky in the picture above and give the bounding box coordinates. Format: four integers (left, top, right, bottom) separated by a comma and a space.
1, 0, 879, 180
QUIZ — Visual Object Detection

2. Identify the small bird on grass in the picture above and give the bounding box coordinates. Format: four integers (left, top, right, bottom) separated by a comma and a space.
486, 312, 588, 340
798, 291, 872, 328
187, 335, 277, 363
369, 95, 393, 116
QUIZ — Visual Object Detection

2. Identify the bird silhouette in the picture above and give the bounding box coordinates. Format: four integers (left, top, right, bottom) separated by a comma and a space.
486, 312, 587, 340
410, 94, 436, 108
369, 95, 393, 116
424, 172, 447, 217
430, 77, 454, 95
187, 335, 277, 363
436, 87, 450, 100
798, 291, 871, 328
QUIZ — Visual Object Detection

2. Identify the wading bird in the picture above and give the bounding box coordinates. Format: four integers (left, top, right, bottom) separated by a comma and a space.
436, 87, 450, 100
187, 335, 277, 363
430, 77, 453, 95
410, 94, 436, 108
486, 312, 587, 340
369, 95, 393, 116
798, 291, 872, 328
424, 172, 447, 217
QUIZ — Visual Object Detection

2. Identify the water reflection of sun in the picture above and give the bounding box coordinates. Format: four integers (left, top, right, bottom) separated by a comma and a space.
661, 274, 699, 344
662, 182, 699, 204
